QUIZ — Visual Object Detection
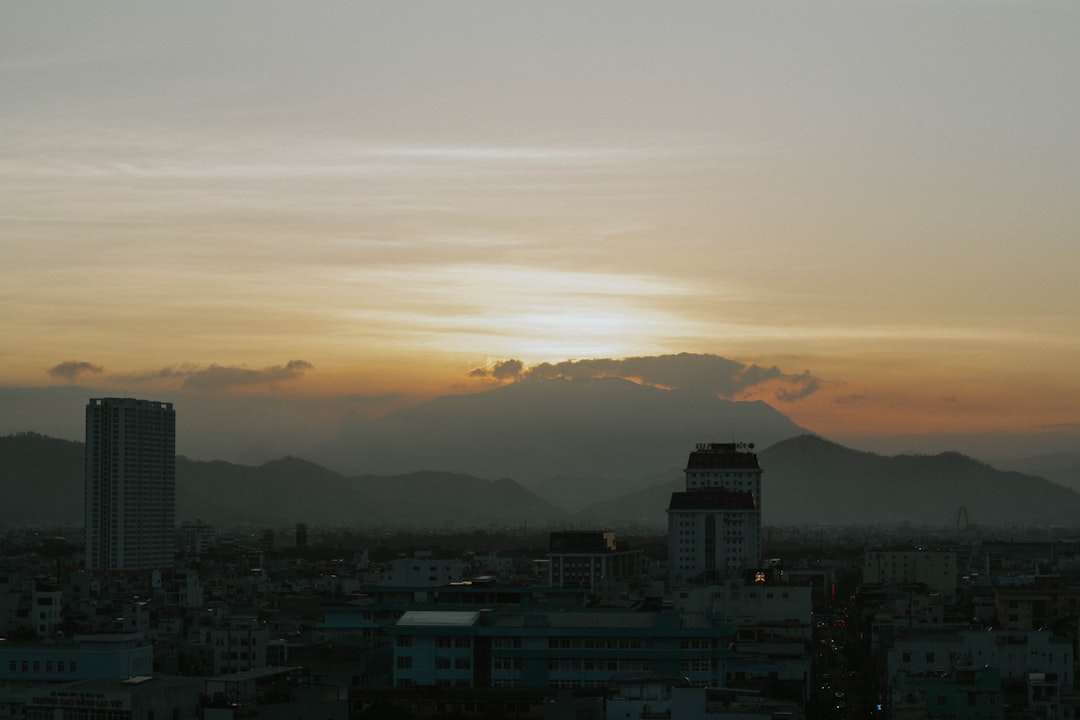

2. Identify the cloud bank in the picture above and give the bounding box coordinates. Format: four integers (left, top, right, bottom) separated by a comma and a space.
110, 360, 314, 392
468, 353, 819, 403
181, 360, 314, 391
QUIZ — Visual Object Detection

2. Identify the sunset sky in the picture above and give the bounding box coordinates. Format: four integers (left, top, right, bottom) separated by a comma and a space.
3, 1, 1079, 451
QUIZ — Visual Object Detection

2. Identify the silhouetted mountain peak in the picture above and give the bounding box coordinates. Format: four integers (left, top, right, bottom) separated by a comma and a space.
310, 377, 808, 491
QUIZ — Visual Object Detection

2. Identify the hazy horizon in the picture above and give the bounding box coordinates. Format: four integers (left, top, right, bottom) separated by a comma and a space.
2, 368, 1077, 470
4, 3, 1078, 455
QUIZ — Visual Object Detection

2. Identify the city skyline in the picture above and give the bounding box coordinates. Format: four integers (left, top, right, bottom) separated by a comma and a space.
3, 2, 1079, 448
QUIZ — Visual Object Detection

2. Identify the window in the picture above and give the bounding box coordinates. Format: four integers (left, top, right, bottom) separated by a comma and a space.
396, 656, 412, 669
455, 657, 471, 670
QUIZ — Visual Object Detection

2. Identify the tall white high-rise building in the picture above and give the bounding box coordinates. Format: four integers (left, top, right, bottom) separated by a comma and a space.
84, 398, 176, 571
667, 442, 762, 586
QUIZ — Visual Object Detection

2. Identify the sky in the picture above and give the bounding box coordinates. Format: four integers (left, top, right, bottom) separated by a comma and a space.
3, 1, 1079, 456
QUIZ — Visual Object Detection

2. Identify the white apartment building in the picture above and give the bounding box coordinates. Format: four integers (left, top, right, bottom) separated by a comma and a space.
669, 489, 760, 586
210, 622, 269, 676
668, 443, 763, 587
684, 442, 763, 505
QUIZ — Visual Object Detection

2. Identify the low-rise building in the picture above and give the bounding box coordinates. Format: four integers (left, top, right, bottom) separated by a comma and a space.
0, 634, 153, 682
389, 609, 733, 690
886, 629, 1073, 697
547, 531, 644, 593
379, 553, 467, 587
23, 676, 203, 720
863, 548, 959, 597
993, 575, 1080, 632
891, 666, 1003, 720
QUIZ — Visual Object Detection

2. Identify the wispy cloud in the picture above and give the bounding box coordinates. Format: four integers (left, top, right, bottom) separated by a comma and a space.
7, 135, 748, 183
48, 360, 103, 381
359, 144, 637, 164
113, 363, 202, 383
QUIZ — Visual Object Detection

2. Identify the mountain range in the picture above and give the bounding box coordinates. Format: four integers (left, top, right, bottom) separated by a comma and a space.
4, 429, 1080, 530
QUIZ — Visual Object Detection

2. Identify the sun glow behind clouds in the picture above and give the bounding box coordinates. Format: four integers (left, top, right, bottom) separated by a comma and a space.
341, 263, 694, 360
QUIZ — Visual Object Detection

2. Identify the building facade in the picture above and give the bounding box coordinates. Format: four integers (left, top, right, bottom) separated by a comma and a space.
84, 398, 176, 571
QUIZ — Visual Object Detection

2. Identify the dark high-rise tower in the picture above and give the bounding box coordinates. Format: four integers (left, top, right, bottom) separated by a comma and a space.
84, 398, 176, 571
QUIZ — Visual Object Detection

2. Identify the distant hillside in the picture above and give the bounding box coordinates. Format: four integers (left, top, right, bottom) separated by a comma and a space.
310, 378, 807, 504
0, 433, 84, 525
0, 434, 567, 529
178, 455, 362, 525
179, 456, 570, 528
574, 477, 682, 529
838, 431, 1080, 465
759, 435, 1080, 526
532, 470, 679, 515
572, 435, 1080, 528
991, 452, 1080, 493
